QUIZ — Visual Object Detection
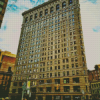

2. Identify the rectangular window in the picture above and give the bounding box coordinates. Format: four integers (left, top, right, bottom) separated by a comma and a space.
64, 86, 70, 92
63, 78, 69, 84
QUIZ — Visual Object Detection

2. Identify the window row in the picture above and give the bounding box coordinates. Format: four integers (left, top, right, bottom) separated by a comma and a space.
25, 0, 73, 23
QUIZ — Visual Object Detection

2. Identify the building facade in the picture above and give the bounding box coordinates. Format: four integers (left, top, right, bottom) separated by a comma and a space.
9, 0, 91, 100
88, 65, 100, 100
91, 81, 100, 100
88, 65, 100, 82
0, 0, 8, 28
0, 50, 16, 98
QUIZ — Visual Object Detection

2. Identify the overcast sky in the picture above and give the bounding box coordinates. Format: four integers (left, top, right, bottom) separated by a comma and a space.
0, 0, 100, 70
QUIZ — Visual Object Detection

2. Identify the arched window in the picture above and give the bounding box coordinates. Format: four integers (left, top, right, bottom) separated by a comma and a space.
30, 15, 33, 21
62, 1, 66, 8
45, 9, 48, 15
25, 17, 28, 23
56, 4, 59, 11
40, 11, 42, 17
34, 13, 37, 19
50, 7, 53, 13
69, 0, 73, 5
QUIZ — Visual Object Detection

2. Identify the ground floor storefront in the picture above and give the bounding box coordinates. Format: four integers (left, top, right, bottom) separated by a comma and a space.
9, 93, 91, 100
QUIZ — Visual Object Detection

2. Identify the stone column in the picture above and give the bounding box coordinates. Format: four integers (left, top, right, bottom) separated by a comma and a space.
43, 95, 45, 100
71, 95, 73, 100
61, 95, 63, 100
52, 95, 54, 100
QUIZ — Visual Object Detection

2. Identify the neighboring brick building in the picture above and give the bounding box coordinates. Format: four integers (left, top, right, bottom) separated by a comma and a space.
0, 50, 16, 98
0, 0, 8, 28
88, 65, 100, 82
91, 80, 100, 100
88, 65, 100, 100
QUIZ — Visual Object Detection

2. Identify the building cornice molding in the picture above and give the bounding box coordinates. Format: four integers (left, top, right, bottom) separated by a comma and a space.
22, 0, 59, 16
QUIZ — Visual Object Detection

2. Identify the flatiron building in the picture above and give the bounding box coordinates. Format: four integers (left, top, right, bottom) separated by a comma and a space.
9, 0, 91, 100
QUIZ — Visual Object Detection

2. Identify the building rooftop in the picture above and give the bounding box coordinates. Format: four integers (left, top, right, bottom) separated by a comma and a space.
22, 0, 58, 16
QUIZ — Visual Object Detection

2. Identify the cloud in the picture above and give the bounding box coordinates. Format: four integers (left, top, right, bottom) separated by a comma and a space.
81, 0, 97, 4
0, 0, 48, 54
93, 26, 100, 32
88, 0, 97, 4
0, 0, 100, 70
0, 38, 3, 42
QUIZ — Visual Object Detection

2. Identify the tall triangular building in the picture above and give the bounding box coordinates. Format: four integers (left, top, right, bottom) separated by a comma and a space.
9, 0, 91, 100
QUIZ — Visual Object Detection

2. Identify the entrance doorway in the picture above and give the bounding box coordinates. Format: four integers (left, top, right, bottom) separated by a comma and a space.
73, 95, 81, 100
46, 95, 52, 100
63, 95, 71, 100
38, 96, 43, 100
54, 96, 61, 100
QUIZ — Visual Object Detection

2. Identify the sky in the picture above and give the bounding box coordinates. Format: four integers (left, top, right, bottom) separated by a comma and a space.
0, 0, 100, 70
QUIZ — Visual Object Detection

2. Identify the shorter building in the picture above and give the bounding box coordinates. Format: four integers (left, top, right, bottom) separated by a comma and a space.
88, 65, 100, 82
91, 81, 100, 100
88, 65, 100, 100
0, 50, 16, 98
0, 0, 8, 28
0, 71, 13, 98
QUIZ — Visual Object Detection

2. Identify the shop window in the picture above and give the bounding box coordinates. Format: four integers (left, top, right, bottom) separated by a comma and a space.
54, 96, 61, 100
55, 79, 60, 84
40, 88, 43, 91
18, 88, 22, 93
39, 80, 44, 84
12, 89, 16, 93
64, 86, 70, 92
73, 86, 80, 92
46, 87, 51, 92
63, 78, 69, 84
31, 87, 36, 92
13, 82, 17, 86
47, 79, 52, 83
73, 77, 79, 83
19, 82, 22, 86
